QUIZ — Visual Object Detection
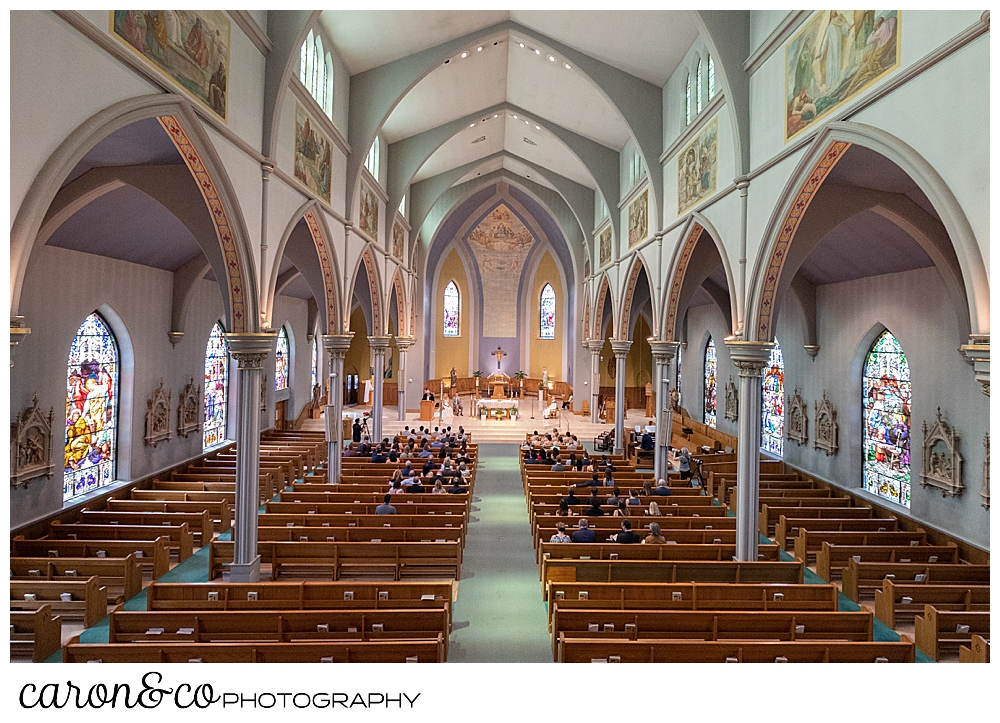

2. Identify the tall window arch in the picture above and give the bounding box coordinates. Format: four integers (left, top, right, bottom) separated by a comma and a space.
275, 327, 290, 391
311, 337, 319, 389
540, 283, 556, 339
204, 322, 229, 450
696, 58, 703, 113
864, 330, 911, 507
761, 340, 785, 456
300, 29, 334, 118
676, 344, 683, 408
64, 312, 119, 501
443, 281, 460, 337
707, 54, 716, 100
703, 337, 717, 428
685, 73, 692, 125
365, 137, 380, 181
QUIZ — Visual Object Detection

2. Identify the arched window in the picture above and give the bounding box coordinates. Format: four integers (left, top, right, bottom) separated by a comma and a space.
275, 327, 290, 391
299, 29, 334, 119
540, 283, 556, 339
761, 340, 785, 456
311, 337, 319, 389
64, 312, 119, 501
685, 74, 692, 125
696, 58, 703, 113
365, 137, 380, 181
703, 337, 717, 428
203, 322, 229, 450
864, 330, 911, 507
443, 281, 460, 337
707, 54, 716, 100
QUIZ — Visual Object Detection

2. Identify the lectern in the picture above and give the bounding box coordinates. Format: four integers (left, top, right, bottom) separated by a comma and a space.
419, 400, 435, 421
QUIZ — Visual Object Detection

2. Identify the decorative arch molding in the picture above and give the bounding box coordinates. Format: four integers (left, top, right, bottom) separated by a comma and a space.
426, 240, 481, 379
352, 246, 384, 335
583, 293, 591, 343
389, 267, 407, 337
520, 243, 571, 378
618, 253, 654, 340
10, 95, 259, 334
748, 122, 989, 343
592, 274, 613, 341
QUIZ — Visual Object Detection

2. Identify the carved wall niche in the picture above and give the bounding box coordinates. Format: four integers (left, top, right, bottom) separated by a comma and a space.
786, 387, 808, 446
724, 376, 738, 422
177, 377, 202, 438
11, 393, 55, 489
145, 379, 172, 447
920, 408, 963, 498
813, 390, 839, 456
981, 433, 989, 510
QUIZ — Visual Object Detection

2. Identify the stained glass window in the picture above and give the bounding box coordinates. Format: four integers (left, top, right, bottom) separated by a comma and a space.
676, 344, 682, 408
685, 74, 692, 125
540, 283, 556, 339
863, 330, 911, 507
443, 281, 460, 337
275, 327, 290, 391
703, 337, 717, 428
311, 337, 319, 389
708, 55, 716, 100
64, 312, 118, 501
300, 30, 333, 118
203, 322, 228, 450
761, 340, 785, 456
696, 58, 703, 113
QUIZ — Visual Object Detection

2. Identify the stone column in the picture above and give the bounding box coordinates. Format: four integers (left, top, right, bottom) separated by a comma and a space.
649, 340, 680, 483
323, 333, 354, 484
725, 340, 773, 562
587, 340, 603, 424
226, 332, 277, 583
610, 339, 632, 454
395, 337, 414, 421
368, 336, 392, 442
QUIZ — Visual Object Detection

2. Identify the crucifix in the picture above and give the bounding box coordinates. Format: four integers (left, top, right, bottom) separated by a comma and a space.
494, 346, 506, 371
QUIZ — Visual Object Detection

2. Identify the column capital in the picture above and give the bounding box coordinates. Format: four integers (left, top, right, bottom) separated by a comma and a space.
649, 339, 680, 364
725, 339, 773, 377
226, 332, 277, 369
368, 335, 392, 350
958, 333, 989, 396
586, 339, 605, 352
394, 336, 415, 351
610, 339, 632, 358
322, 332, 354, 357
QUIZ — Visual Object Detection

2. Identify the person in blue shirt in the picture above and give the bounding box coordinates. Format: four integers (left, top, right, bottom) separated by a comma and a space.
570, 519, 596, 543
653, 478, 672, 496
375, 494, 396, 515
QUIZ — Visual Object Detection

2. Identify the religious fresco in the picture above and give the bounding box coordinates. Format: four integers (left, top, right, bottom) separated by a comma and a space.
599, 226, 612, 267
392, 218, 405, 260
111, 11, 230, 121
294, 103, 333, 204
677, 117, 718, 214
467, 203, 535, 338
358, 178, 379, 242
628, 189, 648, 247
785, 10, 900, 141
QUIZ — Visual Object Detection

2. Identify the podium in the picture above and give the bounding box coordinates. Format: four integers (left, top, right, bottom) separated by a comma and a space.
492, 382, 506, 399
419, 400, 435, 421
605, 400, 615, 423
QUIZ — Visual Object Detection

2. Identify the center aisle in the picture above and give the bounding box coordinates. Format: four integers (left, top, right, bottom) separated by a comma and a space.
448, 443, 553, 662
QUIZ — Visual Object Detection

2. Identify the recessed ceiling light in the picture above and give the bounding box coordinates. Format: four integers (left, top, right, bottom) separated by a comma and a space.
535, 125, 540, 130
461, 51, 468, 58
525, 120, 529, 125
564, 63, 571, 70
513, 115, 517, 119
534, 49, 540, 55
518, 42, 524, 48
477, 47, 483, 52
548, 55, 556, 62
493, 114, 498, 118
470, 123, 476, 127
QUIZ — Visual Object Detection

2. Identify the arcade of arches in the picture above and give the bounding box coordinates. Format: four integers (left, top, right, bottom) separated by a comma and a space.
8, 10, 990, 667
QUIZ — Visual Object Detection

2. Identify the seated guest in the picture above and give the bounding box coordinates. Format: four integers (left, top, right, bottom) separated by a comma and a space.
555, 500, 571, 517
611, 500, 629, 518
375, 494, 396, 515
405, 478, 425, 493
562, 488, 580, 507
614, 519, 641, 543
573, 473, 601, 489
565, 435, 579, 450
446, 480, 467, 494
646, 501, 662, 516
431, 480, 447, 494
418, 444, 433, 458
585, 500, 605, 517
562, 394, 573, 410
606, 487, 623, 506
550, 455, 566, 471
587, 489, 604, 508
603, 470, 615, 487
639, 431, 654, 451
550, 523, 572, 543
371, 447, 387, 463
653, 478, 672, 496
627, 489, 642, 506
388, 449, 399, 462
459, 462, 471, 478
388, 480, 404, 495
580, 452, 593, 472
343, 445, 357, 457
571, 519, 595, 543
643, 522, 667, 545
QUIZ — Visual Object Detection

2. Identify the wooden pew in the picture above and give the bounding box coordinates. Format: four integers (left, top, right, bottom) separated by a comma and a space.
257, 510, 466, 535
106, 498, 233, 534
10, 537, 172, 579
959, 634, 990, 663
550, 607, 875, 660
10, 577, 107, 628
793, 529, 926, 564
10, 554, 143, 604
776, 516, 897, 551
63, 635, 446, 663
48, 521, 194, 562
540, 559, 804, 585
555, 634, 915, 663
758, 503, 871, 536
874, 579, 990, 628
815, 542, 960, 582
78, 509, 213, 546
914, 605, 990, 660
10, 605, 62, 662
842, 560, 991, 603
257, 526, 463, 545
536, 525, 736, 547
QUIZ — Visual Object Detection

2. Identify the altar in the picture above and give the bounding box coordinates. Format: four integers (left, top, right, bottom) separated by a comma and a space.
476, 398, 519, 420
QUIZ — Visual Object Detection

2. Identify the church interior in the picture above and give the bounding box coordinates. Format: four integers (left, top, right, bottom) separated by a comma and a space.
7, 10, 991, 671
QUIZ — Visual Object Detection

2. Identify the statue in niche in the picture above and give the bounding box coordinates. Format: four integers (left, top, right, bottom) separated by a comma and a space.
920, 408, 964, 498
450, 367, 458, 390
11, 393, 55, 489
813, 390, 839, 456
724, 376, 738, 422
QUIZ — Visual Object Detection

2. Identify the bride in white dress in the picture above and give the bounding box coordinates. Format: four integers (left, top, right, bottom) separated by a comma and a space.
440, 394, 454, 421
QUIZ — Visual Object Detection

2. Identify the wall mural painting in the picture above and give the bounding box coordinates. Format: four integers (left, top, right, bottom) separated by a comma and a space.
677, 117, 718, 214
112, 11, 230, 121
294, 103, 333, 204
358, 179, 379, 243
599, 227, 612, 267
392, 218, 405, 261
468, 203, 535, 338
628, 189, 648, 248
785, 10, 900, 141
